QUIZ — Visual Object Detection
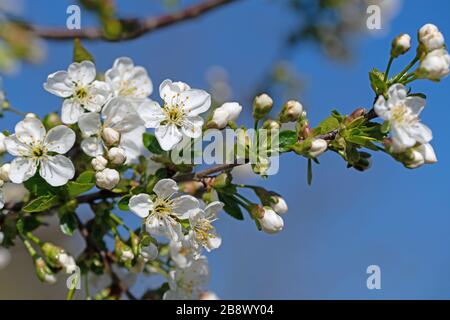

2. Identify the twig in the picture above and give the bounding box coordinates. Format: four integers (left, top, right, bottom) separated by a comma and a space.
30, 0, 237, 41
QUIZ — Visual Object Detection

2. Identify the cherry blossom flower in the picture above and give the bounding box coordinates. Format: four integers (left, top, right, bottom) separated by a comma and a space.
44, 61, 111, 124
4, 117, 76, 186
138, 79, 211, 151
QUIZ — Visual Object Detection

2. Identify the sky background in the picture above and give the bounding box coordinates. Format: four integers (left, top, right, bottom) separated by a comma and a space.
1, 0, 450, 299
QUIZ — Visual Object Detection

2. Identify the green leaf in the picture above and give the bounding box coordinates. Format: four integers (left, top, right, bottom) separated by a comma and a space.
313, 117, 340, 136
16, 216, 41, 235
118, 195, 132, 211
59, 211, 79, 236
23, 195, 59, 213
278, 130, 298, 152
67, 181, 95, 197
76, 170, 96, 184
143, 133, 164, 154
24, 174, 60, 197
73, 39, 94, 63
218, 192, 244, 220
369, 68, 386, 95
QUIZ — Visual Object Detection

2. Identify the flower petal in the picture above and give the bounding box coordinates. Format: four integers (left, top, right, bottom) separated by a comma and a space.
155, 124, 182, 151
204, 201, 224, 216
102, 97, 144, 133
129, 193, 153, 218
81, 136, 103, 157
120, 127, 146, 164
374, 95, 389, 120
43, 71, 74, 98
137, 99, 165, 128
387, 83, 408, 105
159, 79, 190, 102
83, 80, 111, 112
391, 125, 416, 151
61, 99, 85, 124
78, 112, 101, 136
44, 126, 76, 154
9, 157, 37, 184
39, 155, 75, 187
68, 61, 96, 86
181, 116, 204, 138
408, 122, 433, 144
153, 178, 178, 199
404, 96, 426, 115
4, 135, 31, 157
180, 89, 211, 116
15, 118, 46, 145
172, 195, 200, 219
146, 215, 182, 241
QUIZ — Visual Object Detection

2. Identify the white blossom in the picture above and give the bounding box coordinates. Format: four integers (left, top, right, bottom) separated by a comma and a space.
44, 61, 111, 124
138, 79, 211, 151
78, 97, 145, 164
58, 252, 77, 274
406, 143, 437, 169
0, 163, 10, 181
105, 57, 153, 100
280, 100, 303, 123
258, 207, 284, 234
107, 147, 126, 165
418, 49, 450, 81
375, 84, 432, 152
4, 117, 76, 186
0, 132, 6, 154
95, 168, 120, 190
128, 178, 200, 241
419, 23, 445, 51
253, 93, 273, 119
91, 155, 108, 171
269, 195, 288, 215
188, 201, 223, 252
209, 102, 242, 129
308, 139, 328, 158
163, 256, 209, 300
169, 237, 199, 268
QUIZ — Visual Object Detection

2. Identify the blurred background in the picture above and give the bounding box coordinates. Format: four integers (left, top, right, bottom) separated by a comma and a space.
0, 0, 449, 299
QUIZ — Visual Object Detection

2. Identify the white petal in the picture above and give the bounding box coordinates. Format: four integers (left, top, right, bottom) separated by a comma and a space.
172, 195, 200, 219
9, 157, 37, 184
137, 100, 165, 128
68, 61, 96, 86
39, 155, 75, 187
146, 216, 182, 241
404, 96, 426, 115
204, 201, 224, 216
408, 122, 433, 144
81, 136, 104, 157
391, 125, 416, 150
374, 95, 389, 120
102, 97, 144, 133
4, 135, 31, 156
155, 124, 182, 151
206, 234, 222, 251
43, 71, 74, 98
159, 79, 190, 102
181, 116, 204, 138
387, 83, 408, 105
119, 127, 146, 164
61, 99, 85, 124
181, 89, 211, 116
78, 112, 101, 136
84, 81, 111, 112
129, 193, 153, 218
417, 143, 437, 164
153, 178, 178, 199
15, 118, 46, 145
44, 126, 76, 154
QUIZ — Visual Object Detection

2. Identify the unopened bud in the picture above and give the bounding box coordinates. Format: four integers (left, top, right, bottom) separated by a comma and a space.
208, 102, 242, 129
115, 237, 134, 266
95, 168, 120, 190
35, 257, 57, 284
279, 100, 303, 123
0, 163, 10, 181
253, 93, 273, 120
179, 181, 203, 195
108, 147, 127, 165
249, 204, 265, 220
391, 34, 411, 57
269, 195, 288, 215
258, 207, 284, 234
308, 139, 327, 158
91, 155, 108, 171
25, 113, 37, 119
43, 112, 62, 129
262, 119, 281, 130
346, 108, 366, 123
102, 127, 120, 146
212, 173, 231, 189
418, 23, 445, 52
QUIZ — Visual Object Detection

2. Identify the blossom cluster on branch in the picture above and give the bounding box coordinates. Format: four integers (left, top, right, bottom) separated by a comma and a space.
0, 23, 448, 300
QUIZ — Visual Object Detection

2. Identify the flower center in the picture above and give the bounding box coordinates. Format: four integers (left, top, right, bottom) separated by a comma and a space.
391, 103, 416, 124
32, 145, 46, 158
194, 216, 217, 244
163, 104, 185, 127
118, 81, 137, 96
152, 197, 174, 218
75, 87, 88, 100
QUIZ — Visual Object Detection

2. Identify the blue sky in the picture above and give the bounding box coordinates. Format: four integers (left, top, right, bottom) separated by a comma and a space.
2, 0, 450, 299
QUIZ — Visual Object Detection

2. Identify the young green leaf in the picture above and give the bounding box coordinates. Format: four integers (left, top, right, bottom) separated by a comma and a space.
218, 192, 244, 220
143, 133, 164, 154
23, 195, 59, 213
73, 39, 94, 63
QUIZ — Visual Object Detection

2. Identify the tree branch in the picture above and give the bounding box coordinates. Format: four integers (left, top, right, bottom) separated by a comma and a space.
30, 0, 238, 41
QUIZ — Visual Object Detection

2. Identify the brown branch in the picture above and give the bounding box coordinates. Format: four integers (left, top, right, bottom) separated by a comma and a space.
30, 0, 238, 41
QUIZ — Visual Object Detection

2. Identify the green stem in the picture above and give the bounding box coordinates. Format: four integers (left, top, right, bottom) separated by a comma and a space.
384, 56, 394, 82
66, 273, 80, 300
25, 232, 43, 246
392, 56, 420, 83
21, 236, 38, 259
